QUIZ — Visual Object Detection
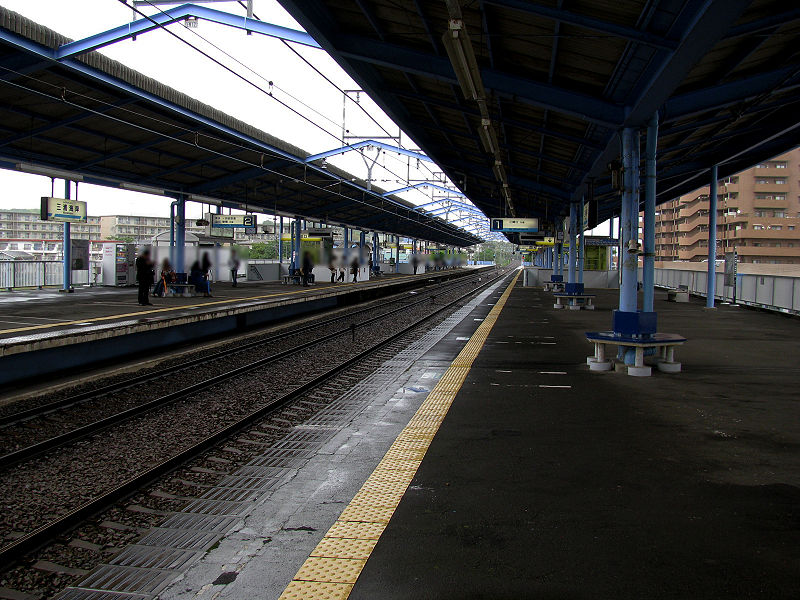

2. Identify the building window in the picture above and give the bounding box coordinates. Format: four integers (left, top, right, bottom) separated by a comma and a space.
773, 210, 787, 218
753, 225, 765, 230
769, 225, 782, 230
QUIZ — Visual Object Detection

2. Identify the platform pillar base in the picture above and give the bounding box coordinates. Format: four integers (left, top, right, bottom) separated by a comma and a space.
589, 359, 613, 371
627, 365, 652, 377
657, 361, 682, 373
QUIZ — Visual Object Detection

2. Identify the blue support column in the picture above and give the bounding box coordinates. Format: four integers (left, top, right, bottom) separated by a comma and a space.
643, 112, 658, 312
278, 216, 283, 264
568, 203, 577, 284
360, 231, 366, 249
343, 228, 349, 260
294, 217, 302, 270
578, 197, 585, 285
289, 220, 296, 271
707, 164, 719, 308
619, 127, 638, 313
61, 179, 72, 292
395, 236, 399, 273
175, 195, 186, 275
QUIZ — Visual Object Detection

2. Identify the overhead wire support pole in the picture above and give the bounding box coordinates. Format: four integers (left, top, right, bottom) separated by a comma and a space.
61, 179, 72, 293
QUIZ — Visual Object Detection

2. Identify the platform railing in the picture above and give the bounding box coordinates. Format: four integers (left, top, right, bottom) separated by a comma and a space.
0, 261, 96, 290
654, 267, 800, 315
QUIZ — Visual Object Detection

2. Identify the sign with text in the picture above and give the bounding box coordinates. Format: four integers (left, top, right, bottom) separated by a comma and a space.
536, 237, 556, 246
490, 217, 539, 232
40, 197, 87, 223
210, 214, 257, 228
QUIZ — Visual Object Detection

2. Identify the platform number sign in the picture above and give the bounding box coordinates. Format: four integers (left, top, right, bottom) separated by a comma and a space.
211, 214, 257, 228
489, 218, 539, 232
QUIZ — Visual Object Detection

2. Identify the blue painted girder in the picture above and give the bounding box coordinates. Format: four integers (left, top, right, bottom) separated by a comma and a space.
56, 3, 319, 59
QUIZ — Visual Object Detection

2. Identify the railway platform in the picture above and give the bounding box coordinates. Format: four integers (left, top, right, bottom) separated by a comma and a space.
0, 268, 484, 387
155, 276, 800, 600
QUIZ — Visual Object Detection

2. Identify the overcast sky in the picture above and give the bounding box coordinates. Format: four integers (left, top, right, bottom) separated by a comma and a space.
0, 0, 498, 235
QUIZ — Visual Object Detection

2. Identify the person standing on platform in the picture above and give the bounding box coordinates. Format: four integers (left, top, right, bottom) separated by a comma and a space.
302, 251, 313, 287
228, 250, 240, 287
337, 263, 345, 282
135, 248, 154, 306
351, 256, 360, 283
412, 253, 419, 275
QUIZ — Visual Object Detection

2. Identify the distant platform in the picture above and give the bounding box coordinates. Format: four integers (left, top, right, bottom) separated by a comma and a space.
0, 269, 485, 386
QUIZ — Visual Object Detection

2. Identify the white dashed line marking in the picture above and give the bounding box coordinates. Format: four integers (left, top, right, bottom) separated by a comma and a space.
539, 385, 572, 389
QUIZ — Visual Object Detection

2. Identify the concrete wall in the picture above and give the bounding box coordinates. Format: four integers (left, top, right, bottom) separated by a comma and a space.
523, 268, 619, 289
654, 267, 800, 314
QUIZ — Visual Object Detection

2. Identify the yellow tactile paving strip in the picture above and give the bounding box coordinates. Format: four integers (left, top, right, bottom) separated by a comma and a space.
278, 271, 520, 600
0, 275, 424, 336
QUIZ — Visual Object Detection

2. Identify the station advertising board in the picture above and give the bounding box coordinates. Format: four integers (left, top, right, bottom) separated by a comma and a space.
70, 239, 90, 270
40, 197, 87, 223
489, 217, 539, 232
536, 237, 556, 246
210, 214, 257, 228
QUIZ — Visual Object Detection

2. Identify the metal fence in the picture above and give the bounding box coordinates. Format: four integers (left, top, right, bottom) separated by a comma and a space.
654, 267, 800, 315
0, 261, 96, 290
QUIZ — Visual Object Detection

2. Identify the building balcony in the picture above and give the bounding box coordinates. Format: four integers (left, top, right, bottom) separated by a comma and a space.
737, 245, 800, 257
733, 227, 800, 240
752, 183, 789, 194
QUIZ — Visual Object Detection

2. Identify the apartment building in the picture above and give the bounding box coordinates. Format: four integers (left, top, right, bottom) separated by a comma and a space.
0, 208, 101, 240
653, 149, 800, 265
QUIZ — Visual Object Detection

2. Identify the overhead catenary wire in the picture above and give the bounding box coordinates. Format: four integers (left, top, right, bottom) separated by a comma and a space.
0, 66, 480, 244
129, 0, 433, 192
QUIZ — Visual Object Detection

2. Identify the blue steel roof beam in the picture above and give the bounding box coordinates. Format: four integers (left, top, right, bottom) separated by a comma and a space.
0, 99, 200, 173
481, 0, 679, 52
187, 158, 296, 193
663, 66, 800, 122
570, 0, 752, 205
662, 95, 800, 141
411, 0, 439, 55
55, 3, 320, 60
390, 89, 604, 150
0, 99, 137, 149
724, 9, 800, 39
333, 35, 625, 127
304, 139, 434, 165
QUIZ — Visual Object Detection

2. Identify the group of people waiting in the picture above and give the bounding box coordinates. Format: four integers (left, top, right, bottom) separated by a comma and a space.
135, 249, 216, 305
328, 256, 362, 284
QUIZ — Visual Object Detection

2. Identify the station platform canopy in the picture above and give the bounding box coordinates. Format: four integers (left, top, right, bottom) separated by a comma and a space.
276, 0, 800, 235
0, 7, 481, 247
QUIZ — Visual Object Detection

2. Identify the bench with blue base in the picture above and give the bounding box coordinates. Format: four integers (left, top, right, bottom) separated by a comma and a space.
553, 282, 595, 310
543, 274, 565, 292
585, 311, 686, 376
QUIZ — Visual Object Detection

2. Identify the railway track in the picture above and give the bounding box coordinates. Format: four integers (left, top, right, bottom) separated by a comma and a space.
0, 269, 492, 467
0, 267, 511, 573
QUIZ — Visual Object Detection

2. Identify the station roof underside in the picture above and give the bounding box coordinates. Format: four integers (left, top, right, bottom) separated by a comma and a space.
0, 8, 481, 247
277, 0, 800, 237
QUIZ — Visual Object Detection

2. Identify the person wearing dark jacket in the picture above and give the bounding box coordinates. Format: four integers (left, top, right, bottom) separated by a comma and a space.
302, 251, 313, 287
135, 249, 154, 306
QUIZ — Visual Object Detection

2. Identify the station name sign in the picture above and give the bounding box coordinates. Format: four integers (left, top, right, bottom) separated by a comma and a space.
40, 197, 87, 223
490, 217, 539, 232
211, 214, 257, 228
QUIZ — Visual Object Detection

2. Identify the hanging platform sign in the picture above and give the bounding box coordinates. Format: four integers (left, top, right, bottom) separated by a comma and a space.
211, 214, 257, 228
490, 217, 539, 232
535, 237, 556, 246
40, 197, 87, 222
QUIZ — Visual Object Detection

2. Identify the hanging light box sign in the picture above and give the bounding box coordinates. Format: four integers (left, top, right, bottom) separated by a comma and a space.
40, 197, 87, 223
